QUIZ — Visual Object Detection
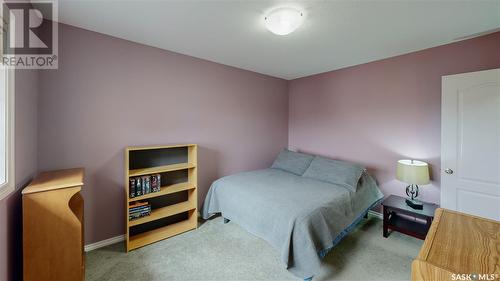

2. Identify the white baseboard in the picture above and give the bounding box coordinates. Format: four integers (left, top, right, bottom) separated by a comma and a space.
84, 234, 125, 252
368, 210, 383, 220
84, 211, 381, 252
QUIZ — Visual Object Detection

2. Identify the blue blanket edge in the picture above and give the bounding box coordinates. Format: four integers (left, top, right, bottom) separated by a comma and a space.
303, 197, 384, 281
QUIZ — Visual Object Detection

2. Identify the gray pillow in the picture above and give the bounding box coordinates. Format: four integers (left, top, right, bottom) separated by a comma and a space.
302, 156, 365, 192
271, 149, 314, 176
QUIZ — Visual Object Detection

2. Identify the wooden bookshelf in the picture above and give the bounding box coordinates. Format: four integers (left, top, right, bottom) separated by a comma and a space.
125, 144, 198, 251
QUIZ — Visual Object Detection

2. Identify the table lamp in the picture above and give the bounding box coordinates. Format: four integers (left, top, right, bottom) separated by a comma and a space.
396, 159, 430, 209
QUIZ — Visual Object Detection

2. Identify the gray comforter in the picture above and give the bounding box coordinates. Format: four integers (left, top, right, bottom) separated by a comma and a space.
202, 168, 384, 279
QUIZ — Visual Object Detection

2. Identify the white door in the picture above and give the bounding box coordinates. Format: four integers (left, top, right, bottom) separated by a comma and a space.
441, 68, 500, 221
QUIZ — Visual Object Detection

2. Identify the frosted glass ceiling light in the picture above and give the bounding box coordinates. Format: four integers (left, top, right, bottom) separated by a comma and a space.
265, 7, 303, 36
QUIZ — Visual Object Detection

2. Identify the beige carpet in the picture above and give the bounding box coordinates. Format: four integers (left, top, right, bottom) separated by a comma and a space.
86, 215, 422, 281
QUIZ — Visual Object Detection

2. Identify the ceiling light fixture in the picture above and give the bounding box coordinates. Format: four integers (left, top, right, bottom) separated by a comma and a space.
264, 7, 304, 36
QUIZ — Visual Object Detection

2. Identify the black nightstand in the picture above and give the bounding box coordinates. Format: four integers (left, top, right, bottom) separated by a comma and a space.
381, 195, 438, 240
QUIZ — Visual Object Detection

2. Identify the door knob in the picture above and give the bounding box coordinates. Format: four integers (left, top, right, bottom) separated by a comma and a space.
445, 168, 454, 174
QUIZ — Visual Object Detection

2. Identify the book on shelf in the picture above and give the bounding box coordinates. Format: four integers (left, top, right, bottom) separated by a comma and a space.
151, 174, 161, 192
129, 207, 150, 214
128, 201, 151, 221
142, 176, 150, 194
129, 207, 151, 214
129, 205, 150, 212
129, 211, 151, 221
129, 201, 148, 208
135, 177, 143, 196
129, 178, 136, 198
128, 174, 162, 198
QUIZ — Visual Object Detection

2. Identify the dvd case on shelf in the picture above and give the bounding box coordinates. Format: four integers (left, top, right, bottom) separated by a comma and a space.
128, 174, 162, 198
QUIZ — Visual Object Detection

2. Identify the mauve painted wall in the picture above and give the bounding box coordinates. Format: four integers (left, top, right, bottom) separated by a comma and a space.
289, 32, 500, 204
37, 24, 289, 244
0, 69, 39, 281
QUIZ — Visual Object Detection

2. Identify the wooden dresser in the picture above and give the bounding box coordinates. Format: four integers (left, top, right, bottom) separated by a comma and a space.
412, 208, 500, 281
23, 168, 85, 281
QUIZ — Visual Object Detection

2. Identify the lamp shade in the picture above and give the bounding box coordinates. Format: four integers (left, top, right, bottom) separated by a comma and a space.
396, 159, 430, 185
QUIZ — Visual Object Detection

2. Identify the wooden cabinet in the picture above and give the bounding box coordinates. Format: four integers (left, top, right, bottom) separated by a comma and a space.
412, 208, 500, 281
22, 168, 85, 281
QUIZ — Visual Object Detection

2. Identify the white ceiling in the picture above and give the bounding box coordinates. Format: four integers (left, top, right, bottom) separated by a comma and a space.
51, 0, 500, 80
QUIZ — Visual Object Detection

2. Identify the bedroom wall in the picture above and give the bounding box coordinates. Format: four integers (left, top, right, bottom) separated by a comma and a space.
37, 23, 289, 245
288, 31, 500, 204
0, 69, 39, 281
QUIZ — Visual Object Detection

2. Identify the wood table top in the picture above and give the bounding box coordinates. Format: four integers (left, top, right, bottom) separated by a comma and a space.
382, 195, 438, 218
22, 168, 84, 194
417, 208, 500, 274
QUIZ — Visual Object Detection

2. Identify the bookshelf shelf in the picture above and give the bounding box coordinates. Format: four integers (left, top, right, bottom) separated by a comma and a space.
127, 143, 196, 151
125, 144, 198, 251
129, 200, 196, 227
128, 182, 196, 202
129, 162, 196, 177
128, 215, 197, 251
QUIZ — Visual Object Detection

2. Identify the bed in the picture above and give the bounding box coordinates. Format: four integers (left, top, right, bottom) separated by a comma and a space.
202, 150, 384, 280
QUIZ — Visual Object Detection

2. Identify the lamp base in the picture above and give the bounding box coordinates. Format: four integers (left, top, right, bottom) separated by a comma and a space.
405, 198, 423, 210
